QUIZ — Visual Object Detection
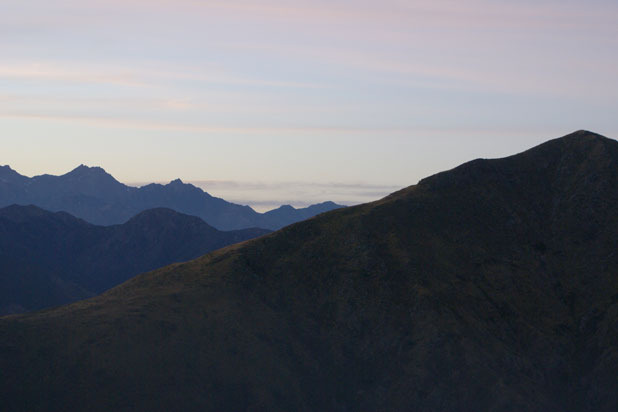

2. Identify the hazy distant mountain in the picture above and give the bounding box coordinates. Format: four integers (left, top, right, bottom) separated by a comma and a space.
2, 131, 618, 411
0, 205, 270, 314
0, 165, 344, 230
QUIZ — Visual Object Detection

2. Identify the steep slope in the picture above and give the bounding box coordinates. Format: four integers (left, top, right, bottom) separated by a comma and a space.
0, 166, 344, 230
1, 131, 617, 411
0, 206, 270, 314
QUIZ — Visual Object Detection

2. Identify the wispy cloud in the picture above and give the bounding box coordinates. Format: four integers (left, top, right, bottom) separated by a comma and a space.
72, 0, 618, 30
0, 64, 146, 87
2, 0, 617, 186
2, 111, 562, 137
0, 61, 326, 90
8, 1, 616, 49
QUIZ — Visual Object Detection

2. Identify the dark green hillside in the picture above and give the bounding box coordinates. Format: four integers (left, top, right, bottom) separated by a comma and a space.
1, 131, 617, 411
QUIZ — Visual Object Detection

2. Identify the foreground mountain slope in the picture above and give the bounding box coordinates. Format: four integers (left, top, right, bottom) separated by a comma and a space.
0, 165, 344, 230
2, 131, 618, 411
0, 206, 270, 314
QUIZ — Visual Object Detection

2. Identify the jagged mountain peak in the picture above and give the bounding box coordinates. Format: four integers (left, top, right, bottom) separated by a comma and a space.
64, 164, 119, 180
0, 165, 27, 182
0, 165, 345, 229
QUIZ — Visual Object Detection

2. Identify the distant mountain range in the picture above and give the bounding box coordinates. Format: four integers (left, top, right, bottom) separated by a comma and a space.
0, 205, 270, 315
0, 165, 344, 230
2, 131, 617, 411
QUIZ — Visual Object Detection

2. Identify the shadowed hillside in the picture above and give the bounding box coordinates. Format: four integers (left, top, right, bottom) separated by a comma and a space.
0, 206, 270, 314
1, 131, 617, 411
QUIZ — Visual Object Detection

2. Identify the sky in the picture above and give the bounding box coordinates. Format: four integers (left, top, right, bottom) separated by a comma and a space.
2, 0, 617, 210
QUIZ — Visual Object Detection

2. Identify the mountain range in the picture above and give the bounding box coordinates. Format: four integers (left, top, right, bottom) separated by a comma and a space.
0, 205, 270, 315
1, 131, 617, 411
0, 165, 343, 230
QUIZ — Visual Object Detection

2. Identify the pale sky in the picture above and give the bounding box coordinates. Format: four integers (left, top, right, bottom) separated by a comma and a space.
2, 0, 617, 209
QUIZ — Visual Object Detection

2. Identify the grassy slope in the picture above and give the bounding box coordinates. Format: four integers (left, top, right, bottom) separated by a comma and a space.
1, 131, 618, 411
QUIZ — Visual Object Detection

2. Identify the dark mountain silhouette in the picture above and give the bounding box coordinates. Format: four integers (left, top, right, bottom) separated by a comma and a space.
2, 131, 618, 411
0, 165, 344, 230
0, 205, 270, 315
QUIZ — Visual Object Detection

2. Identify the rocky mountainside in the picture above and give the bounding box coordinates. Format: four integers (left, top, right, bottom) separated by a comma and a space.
1, 131, 617, 411
0, 166, 343, 230
0, 205, 270, 314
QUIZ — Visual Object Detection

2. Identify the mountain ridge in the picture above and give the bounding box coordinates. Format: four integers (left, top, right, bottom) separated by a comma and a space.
0, 165, 344, 230
2, 130, 617, 411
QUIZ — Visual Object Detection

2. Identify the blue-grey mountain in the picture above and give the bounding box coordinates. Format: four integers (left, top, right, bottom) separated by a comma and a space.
0, 165, 343, 230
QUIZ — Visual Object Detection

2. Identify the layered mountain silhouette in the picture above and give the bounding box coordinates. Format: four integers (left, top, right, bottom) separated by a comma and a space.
0, 205, 270, 315
2, 131, 618, 411
0, 165, 343, 230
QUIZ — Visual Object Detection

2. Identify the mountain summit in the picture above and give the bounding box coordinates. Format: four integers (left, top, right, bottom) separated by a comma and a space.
1, 131, 617, 411
0, 165, 27, 184
67, 164, 111, 175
